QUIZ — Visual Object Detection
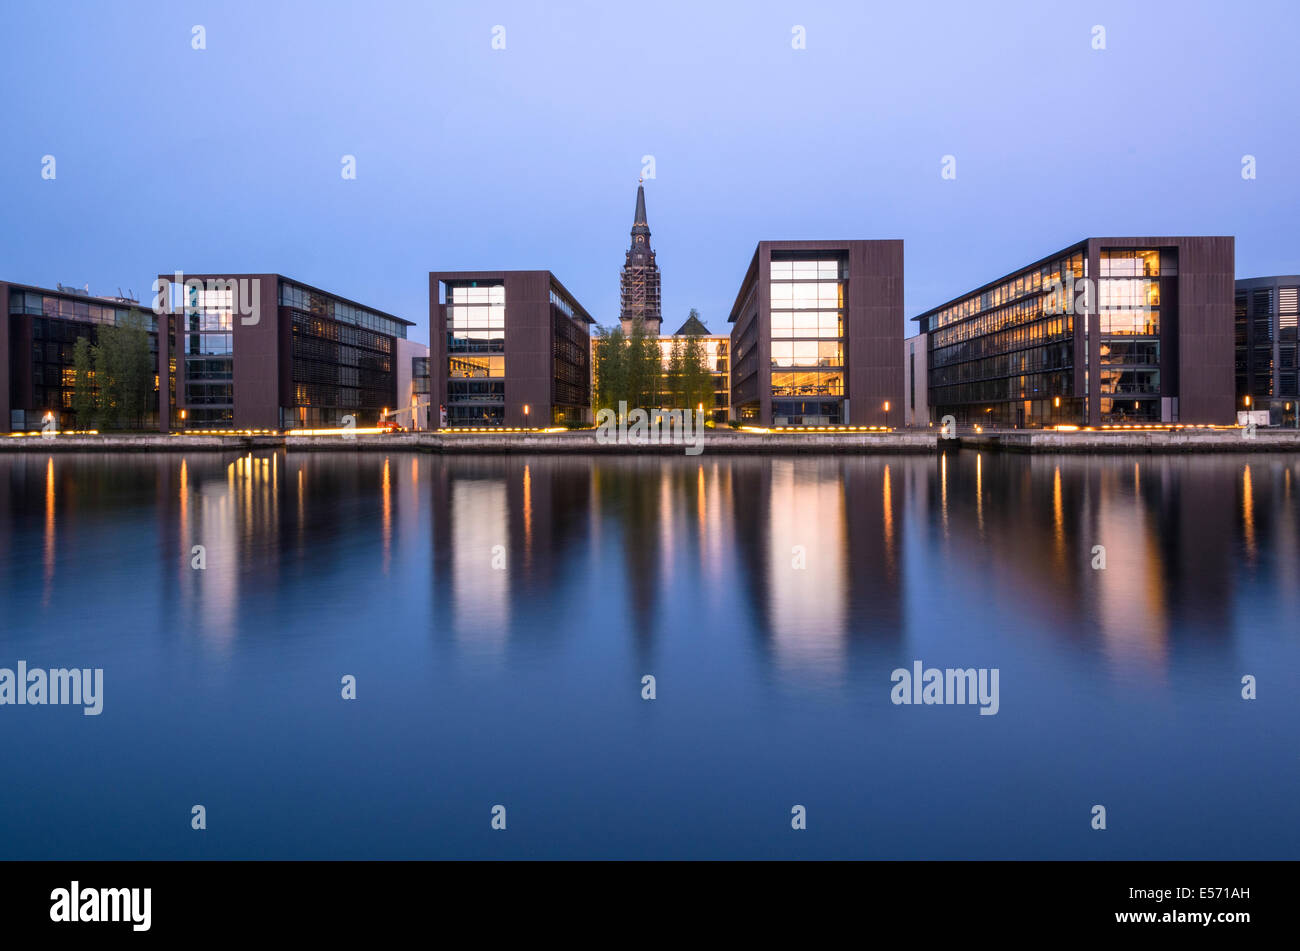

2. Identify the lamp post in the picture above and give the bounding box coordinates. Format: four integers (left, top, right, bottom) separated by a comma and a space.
523, 404, 530, 430
883, 400, 890, 429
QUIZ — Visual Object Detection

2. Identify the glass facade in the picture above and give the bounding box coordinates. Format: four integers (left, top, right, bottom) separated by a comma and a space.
651, 335, 731, 420
926, 250, 1082, 427
730, 289, 759, 417
769, 256, 845, 424
551, 288, 590, 423
279, 281, 408, 339
183, 284, 234, 428
1095, 249, 1172, 423
446, 282, 506, 426
413, 356, 430, 396
8, 290, 159, 429
1236, 279, 1299, 426
923, 245, 1181, 427
8, 290, 143, 328
274, 280, 407, 429
287, 309, 395, 429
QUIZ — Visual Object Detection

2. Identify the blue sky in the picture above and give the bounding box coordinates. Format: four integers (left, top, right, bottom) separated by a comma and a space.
1, 0, 1296, 344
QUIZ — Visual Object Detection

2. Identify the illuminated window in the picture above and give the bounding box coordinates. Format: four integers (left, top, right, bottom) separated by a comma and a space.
448, 355, 505, 378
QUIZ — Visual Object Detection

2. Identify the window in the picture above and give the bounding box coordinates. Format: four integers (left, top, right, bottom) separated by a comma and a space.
445, 282, 506, 384
448, 355, 505, 378
1100, 249, 1161, 277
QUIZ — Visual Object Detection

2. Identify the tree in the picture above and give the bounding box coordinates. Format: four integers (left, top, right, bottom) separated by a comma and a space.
681, 333, 713, 416
665, 338, 684, 409
93, 329, 121, 429
116, 309, 153, 429
72, 336, 96, 428
625, 319, 660, 410
90, 309, 153, 430
593, 324, 629, 414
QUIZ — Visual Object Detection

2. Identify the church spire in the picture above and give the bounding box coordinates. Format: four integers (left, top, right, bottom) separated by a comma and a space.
632, 181, 649, 234
620, 180, 662, 335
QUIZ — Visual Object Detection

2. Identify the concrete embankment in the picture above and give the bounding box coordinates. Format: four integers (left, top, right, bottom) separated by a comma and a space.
285, 430, 938, 454
5, 428, 1299, 454
956, 429, 1300, 453
1, 434, 286, 453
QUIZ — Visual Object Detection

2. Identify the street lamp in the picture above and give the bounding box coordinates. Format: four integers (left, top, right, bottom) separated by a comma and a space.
882, 400, 890, 429
523, 404, 530, 429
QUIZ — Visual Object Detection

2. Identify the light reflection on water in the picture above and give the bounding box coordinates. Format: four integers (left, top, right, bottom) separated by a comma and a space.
0, 450, 1297, 859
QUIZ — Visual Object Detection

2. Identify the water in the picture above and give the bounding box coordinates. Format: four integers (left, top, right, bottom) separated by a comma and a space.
0, 450, 1296, 859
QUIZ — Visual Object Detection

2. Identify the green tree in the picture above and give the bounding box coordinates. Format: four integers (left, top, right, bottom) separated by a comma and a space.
72, 336, 96, 428
593, 324, 629, 414
625, 319, 660, 409
93, 329, 121, 429
665, 338, 684, 408
681, 333, 713, 416
116, 309, 153, 429
90, 309, 153, 430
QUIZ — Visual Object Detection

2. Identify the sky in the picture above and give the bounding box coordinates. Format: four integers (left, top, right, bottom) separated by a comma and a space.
1, 0, 1297, 346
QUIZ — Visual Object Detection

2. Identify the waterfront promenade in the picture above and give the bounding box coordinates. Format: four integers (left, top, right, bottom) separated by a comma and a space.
3, 427, 1298, 454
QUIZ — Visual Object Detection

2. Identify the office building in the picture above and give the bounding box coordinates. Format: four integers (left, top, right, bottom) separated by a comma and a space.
727, 240, 903, 427
155, 273, 415, 431
430, 270, 593, 427
2, 280, 160, 432
1235, 275, 1298, 426
913, 237, 1235, 427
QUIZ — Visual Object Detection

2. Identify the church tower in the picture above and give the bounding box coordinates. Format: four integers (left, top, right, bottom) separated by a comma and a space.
619, 181, 662, 335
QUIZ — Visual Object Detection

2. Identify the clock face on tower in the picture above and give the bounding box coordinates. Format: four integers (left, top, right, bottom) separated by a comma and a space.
636, 236, 644, 244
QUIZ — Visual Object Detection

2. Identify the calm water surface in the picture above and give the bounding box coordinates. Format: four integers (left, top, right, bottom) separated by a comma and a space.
0, 450, 1297, 859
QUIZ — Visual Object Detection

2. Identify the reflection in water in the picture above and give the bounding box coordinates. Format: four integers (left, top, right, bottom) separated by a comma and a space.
451, 477, 509, 644
382, 456, 392, 572
1242, 465, 1255, 562
2, 450, 1295, 681
43, 457, 55, 606
1, 450, 1298, 860
764, 458, 849, 677
1052, 465, 1064, 565
1094, 459, 1167, 672
940, 450, 949, 536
